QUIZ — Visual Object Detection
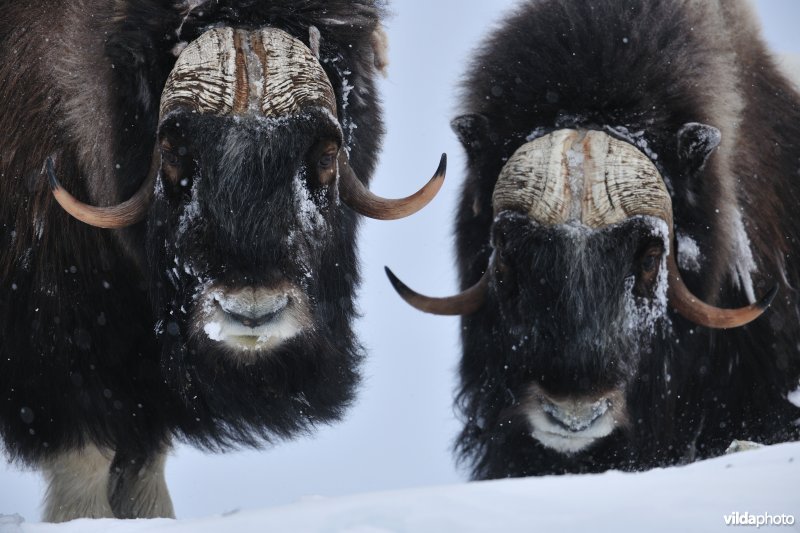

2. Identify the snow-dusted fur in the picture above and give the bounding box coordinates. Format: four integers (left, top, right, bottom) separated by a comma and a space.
453, 0, 800, 478
0, 0, 385, 519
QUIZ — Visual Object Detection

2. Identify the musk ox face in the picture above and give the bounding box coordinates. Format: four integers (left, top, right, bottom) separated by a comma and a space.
147, 106, 365, 435
151, 108, 344, 359
140, 27, 367, 436
489, 212, 670, 453
45, 25, 443, 441
387, 127, 776, 457
486, 129, 673, 454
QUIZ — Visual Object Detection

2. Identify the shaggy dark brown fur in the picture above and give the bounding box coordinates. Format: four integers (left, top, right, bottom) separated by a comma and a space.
0, 0, 385, 472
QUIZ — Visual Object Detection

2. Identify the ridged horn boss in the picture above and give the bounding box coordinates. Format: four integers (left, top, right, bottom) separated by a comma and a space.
159, 27, 337, 118
47, 27, 444, 227
387, 129, 775, 328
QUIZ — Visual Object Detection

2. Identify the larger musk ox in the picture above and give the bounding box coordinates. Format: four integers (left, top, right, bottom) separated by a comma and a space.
0, 0, 444, 521
388, 0, 800, 478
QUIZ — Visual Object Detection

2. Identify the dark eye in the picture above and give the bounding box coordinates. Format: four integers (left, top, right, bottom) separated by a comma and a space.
159, 138, 192, 194
634, 244, 663, 296
641, 253, 658, 273
494, 251, 508, 275
318, 153, 335, 170
308, 140, 339, 186
161, 145, 180, 168
160, 141, 179, 178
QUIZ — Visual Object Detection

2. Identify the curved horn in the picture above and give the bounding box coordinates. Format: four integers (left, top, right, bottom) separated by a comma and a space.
587, 130, 777, 328
665, 241, 777, 328
46, 147, 159, 229
46, 30, 236, 230
338, 153, 446, 220
384, 265, 489, 315
586, 131, 776, 328
579, 130, 777, 328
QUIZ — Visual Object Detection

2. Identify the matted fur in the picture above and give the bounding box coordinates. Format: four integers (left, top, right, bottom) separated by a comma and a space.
453, 0, 800, 478
0, 0, 386, 485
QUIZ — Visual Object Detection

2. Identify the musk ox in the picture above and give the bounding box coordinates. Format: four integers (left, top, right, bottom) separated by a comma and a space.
0, 0, 444, 521
387, 0, 800, 478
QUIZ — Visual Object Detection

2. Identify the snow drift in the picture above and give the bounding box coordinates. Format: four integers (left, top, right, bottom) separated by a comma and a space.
2, 441, 797, 533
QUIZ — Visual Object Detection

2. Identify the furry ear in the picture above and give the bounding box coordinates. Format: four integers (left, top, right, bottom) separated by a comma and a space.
370, 26, 389, 77
677, 122, 721, 175
451, 114, 490, 153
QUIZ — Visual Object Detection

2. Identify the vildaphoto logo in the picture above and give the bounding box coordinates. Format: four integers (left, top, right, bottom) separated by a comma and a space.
723, 512, 795, 527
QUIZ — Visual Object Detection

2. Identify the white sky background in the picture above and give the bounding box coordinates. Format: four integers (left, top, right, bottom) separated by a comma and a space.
2, 0, 800, 522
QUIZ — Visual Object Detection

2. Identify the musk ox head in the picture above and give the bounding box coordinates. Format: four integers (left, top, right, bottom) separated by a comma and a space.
46, 27, 444, 443
387, 128, 775, 456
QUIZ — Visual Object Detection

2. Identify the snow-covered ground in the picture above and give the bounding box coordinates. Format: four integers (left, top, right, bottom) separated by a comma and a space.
2, 0, 800, 529
3, 443, 798, 533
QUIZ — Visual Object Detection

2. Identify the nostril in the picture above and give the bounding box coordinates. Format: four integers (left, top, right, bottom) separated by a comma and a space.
214, 291, 290, 329
541, 398, 609, 432
544, 410, 576, 432
224, 309, 280, 328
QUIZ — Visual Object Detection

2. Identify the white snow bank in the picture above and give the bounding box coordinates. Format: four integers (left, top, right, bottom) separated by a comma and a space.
4, 442, 798, 533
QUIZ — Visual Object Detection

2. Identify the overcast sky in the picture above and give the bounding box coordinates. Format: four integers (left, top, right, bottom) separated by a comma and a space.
2, 0, 799, 522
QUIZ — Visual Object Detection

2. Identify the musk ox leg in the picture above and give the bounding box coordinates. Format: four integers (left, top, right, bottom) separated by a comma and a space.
42, 444, 115, 522
109, 448, 175, 519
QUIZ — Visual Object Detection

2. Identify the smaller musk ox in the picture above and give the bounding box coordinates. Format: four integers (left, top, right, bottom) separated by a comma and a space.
1, 0, 444, 521
388, 0, 800, 478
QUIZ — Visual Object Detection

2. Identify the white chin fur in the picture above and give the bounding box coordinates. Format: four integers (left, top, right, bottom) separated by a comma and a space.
523, 386, 628, 455
527, 408, 618, 454
195, 284, 310, 355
